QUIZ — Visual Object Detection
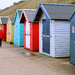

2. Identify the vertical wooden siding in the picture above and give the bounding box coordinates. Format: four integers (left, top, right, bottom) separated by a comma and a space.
20, 23, 24, 46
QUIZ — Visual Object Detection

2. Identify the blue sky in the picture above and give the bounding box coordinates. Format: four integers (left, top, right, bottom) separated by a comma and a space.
0, 0, 21, 9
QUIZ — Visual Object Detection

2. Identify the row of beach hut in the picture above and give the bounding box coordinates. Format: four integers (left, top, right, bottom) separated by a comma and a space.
0, 3, 75, 64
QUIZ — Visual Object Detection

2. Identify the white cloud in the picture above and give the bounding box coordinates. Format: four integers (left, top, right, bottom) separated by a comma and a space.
0, 0, 21, 9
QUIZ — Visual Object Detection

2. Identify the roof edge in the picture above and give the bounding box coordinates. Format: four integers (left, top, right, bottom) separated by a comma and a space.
39, 3, 75, 7
33, 3, 51, 22
69, 10, 75, 20
22, 9, 36, 11
41, 4, 50, 20
19, 10, 29, 23
14, 9, 22, 23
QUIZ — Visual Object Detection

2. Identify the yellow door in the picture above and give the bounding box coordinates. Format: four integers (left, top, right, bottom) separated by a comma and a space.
6, 19, 11, 42
11, 24, 14, 43
0, 25, 1, 28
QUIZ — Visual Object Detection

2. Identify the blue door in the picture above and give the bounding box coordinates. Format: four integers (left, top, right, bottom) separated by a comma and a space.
42, 19, 50, 54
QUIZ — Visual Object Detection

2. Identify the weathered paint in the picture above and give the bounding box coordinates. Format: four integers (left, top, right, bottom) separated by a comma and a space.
70, 13, 75, 64
14, 10, 24, 46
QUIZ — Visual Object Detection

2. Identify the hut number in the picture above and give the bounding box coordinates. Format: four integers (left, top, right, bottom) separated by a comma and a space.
72, 26, 75, 33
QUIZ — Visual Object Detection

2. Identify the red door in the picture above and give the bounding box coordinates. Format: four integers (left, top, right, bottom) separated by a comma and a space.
1, 24, 7, 41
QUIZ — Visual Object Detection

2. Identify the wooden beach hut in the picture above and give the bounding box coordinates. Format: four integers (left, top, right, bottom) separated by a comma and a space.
33, 3, 75, 57
6, 17, 14, 43
20, 9, 39, 51
14, 9, 24, 46
0, 17, 8, 41
69, 10, 75, 64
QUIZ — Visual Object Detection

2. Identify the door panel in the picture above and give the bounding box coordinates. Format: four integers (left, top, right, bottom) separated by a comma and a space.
42, 19, 50, 54
43, 19, 50, 35
43, 37, 50, 54
26, 35, 30, 48
26, 22, 30, 48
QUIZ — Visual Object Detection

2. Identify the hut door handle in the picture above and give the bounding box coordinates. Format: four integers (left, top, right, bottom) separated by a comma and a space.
25, 34, 31, 36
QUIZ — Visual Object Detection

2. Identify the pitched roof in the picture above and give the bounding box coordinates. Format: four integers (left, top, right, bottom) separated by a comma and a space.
14, 9, 22, 23
18, 10, 22, 18
33, 3, 75, 22
0, 17, 8, 24
10, 17, 14, 24
20, 9, 36, 23
25, 10, 36, 22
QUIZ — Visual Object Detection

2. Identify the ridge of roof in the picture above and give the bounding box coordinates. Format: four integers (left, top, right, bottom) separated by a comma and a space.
23, 9, 36, 10
20, 9, 36, 23
40, 3, 75, 7
0, 16, 9, 18
69, 10, 75, 20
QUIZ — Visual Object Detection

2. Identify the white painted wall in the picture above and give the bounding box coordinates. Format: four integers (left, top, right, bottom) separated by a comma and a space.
50, 20, 55, 57
39, 13, 47, 54
55, 21, 70, 57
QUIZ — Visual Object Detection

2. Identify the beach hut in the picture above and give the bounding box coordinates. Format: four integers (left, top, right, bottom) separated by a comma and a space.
6, 17, 14, 43
20, 9, 39, 51
14, 9, 24, 46
0, 17, 8, 41
33, 3, 75, 57
69, 10, 75, 64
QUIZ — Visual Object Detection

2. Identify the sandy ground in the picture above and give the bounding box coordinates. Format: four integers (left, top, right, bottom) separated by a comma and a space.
0, 41, 75, 75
